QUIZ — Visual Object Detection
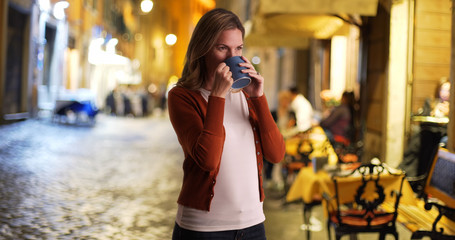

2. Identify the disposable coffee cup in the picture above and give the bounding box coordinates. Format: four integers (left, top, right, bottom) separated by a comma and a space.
224, 56, 251, 90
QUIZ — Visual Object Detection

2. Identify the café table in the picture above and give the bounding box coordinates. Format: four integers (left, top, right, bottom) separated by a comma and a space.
285, 161, 455, 240
284, 126, 338, 165
287, 163, 416, 211
284, 126, 343, 204
283, 127, 338, 182
283, 126, 338, 239
411, 115, 449, 124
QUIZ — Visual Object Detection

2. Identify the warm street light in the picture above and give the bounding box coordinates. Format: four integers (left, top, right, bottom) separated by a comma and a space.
53, 1, 69, 20
141, 0, 153, 13
165, 34, 177, 46
38, 0, 51, 12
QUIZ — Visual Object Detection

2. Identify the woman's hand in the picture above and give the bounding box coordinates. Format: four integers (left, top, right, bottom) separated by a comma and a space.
240, 56, 263, 97
432, 101, 450, 117
210, 62, 234, 98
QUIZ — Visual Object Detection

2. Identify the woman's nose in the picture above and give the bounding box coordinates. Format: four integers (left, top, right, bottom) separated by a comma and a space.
228, 49, 241, 58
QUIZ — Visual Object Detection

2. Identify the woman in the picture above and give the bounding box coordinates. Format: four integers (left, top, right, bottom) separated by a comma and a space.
431, 79, 451, 117
319, 91, 356, 144
167, 8, 285, 240
419, 78, 451, 117
400, 79, 451, 177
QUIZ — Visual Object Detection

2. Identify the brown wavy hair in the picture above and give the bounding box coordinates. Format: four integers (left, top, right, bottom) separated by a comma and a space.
177, 8, 245, 90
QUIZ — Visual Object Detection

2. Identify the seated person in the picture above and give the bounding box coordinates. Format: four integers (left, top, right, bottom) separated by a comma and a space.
400, 78, 450, 178
429, 79, 450, 117
319, 91, 356, 145
277, 87, 314, 138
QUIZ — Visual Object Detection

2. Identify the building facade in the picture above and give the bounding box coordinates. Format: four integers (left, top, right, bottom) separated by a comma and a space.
0, 0, 214, 121
0, 0, 453, 162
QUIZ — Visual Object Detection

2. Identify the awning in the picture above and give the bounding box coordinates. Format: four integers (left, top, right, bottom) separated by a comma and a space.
245, 0, 378, 48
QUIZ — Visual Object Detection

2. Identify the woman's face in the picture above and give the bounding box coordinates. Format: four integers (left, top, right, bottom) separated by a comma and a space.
205, 28, 243, 79
440, 82, 451, 101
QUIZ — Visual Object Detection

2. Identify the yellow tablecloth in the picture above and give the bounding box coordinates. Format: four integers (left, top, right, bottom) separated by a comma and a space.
286, 166, 416, 207
286, 166, 325, 203
285, 127, 338, 204
286, 166, 455, 234
319, 172, 416, 209
285, 128, 455, 235
284, 126, 338, 165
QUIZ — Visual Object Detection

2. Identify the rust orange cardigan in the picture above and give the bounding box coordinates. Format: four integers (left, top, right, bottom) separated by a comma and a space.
168, 86, 285, 211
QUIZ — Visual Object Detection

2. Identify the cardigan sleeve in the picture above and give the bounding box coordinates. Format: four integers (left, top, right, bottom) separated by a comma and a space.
250, 95, 285, 164
168, 87, 225, 171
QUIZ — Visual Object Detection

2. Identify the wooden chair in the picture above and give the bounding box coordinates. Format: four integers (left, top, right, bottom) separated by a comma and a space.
410, 201, 455, 240
323, 162, 405, 240
411, 148, 455, 240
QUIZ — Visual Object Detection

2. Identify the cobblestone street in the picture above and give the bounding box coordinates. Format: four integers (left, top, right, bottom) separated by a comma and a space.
0, 114, 412, 240
0, 115, 183, 239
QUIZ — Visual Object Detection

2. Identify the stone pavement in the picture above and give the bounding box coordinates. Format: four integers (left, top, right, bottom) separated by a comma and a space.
0, 115, 182, 239
0, 114, 412, 240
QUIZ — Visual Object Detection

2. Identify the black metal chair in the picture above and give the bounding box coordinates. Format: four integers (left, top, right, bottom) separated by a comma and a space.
323, 162, 405, 240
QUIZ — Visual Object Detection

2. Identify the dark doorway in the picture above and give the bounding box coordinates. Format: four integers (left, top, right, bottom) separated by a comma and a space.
4, 6, 27, 114
43, 25, 56, 87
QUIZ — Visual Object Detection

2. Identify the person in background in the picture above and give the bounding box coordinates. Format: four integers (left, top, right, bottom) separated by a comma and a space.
167, 8, 285, 240
429, 78, 450, 118
266, 90, 296, 190
400, 78, 451, 179
432, 79, 451, 146
105, 88, 116, 115
319, 91, 356, 145
273, 90, 295, 132
113, 86, 125, 116
281, 87, 314, 138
